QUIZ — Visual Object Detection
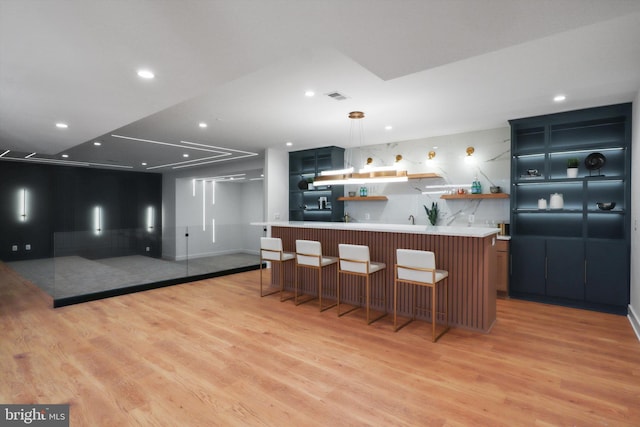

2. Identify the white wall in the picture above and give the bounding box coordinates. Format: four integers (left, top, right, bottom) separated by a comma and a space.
629, 92, 640, 339
342, 127, 511, 226
171, 178, 263, 260
265, 148, 289, 222
161, 156, 264, 260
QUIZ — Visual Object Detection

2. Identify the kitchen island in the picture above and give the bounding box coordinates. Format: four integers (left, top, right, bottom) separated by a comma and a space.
254, 221, 500, 333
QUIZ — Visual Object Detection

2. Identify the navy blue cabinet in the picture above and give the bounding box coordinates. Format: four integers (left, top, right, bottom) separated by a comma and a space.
509, 103, 631, 313
289, 147, 344, 222
510, 237, 546, 296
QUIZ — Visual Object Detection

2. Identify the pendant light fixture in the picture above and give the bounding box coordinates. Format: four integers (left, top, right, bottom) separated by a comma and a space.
314, 111, 408, 185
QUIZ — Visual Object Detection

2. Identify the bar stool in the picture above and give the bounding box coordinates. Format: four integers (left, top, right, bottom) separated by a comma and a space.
394, 249, 450, 342
294, 239, 338, 311
337, 243, 387, 324
260, 237, 295, 301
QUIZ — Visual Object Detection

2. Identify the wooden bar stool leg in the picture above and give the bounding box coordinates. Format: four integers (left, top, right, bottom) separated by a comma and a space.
280, 261, 293, 302
393, 279, 398, 330
260, 260, 279, 297
431, 285, 436, 342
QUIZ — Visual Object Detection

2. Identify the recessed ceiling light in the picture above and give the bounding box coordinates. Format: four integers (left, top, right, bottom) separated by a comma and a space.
25, 152, 36, 158
285, 141, 293, 147
385, 125, 393, 130
137, 69, 155, 79
141, 162, 147, 166
56, 123, 68, 129
93, 141, 102, 146
61, 154, 69, 158
554, 94, 566, 102
304, 90, 315, 97
183, 153, 189, 158
199, 122, 208, 128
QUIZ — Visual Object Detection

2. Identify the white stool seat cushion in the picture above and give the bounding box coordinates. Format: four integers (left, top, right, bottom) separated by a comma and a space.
338, 244, 386, 274
396, 249, 448, 284
261, 237, 295, 261
319, 256, 339, 267
368, 261, 387, 274
295, 240, 337, 267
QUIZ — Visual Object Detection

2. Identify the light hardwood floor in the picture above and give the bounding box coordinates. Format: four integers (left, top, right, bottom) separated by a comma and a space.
2, 262, 639, 426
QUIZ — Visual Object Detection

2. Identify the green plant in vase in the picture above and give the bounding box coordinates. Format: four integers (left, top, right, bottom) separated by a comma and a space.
567, 157, 579, 178
424, 202, 439, 226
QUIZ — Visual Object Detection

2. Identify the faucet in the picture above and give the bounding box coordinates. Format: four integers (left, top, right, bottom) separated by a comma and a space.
408, 214, 415, 225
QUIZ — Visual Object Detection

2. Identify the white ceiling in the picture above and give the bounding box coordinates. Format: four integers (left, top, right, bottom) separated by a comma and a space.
1, 0, 640, 173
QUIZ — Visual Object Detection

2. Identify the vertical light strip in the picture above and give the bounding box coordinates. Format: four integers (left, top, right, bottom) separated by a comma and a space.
94, 206, 102, 235
147, 206, 154, 232
202, 180, 206, 231
211, 181, 215, 205
192, 179, 196, 197
19, 189, 27, 221
212, 219, 215, 242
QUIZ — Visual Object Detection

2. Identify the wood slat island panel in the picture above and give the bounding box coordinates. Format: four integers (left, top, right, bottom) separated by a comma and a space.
269, 224, 497, 332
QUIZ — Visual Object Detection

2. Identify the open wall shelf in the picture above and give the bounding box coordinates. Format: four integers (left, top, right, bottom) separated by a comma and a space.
441, 193, 509, 200
338, 196, 388, 201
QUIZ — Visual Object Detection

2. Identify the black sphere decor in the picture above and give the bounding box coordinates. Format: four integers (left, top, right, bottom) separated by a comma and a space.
584, 152, 606, 170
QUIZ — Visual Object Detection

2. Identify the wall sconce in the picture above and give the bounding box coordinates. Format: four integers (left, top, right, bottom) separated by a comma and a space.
465, 146, 476, 164
18, 188, 27, 222
94, 206, 102, 235
146, 206, 154, 232
428, 151, 436, 160
395, 154, 403, 163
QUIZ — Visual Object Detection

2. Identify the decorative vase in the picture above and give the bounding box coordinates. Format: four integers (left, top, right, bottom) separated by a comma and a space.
567, 167, 578, 178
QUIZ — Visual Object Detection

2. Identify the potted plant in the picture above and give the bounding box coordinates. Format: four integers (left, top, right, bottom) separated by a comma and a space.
567, 158, 579, 178
423, 202, 439, 226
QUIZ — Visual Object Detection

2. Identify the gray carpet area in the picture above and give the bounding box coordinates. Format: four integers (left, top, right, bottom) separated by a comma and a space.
6, 253, 259, 299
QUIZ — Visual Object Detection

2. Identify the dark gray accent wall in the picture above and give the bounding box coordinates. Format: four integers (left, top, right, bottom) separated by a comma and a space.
0, 161, 162, 261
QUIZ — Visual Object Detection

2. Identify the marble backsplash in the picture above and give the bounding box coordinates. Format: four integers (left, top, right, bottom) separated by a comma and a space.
341, 126, 511, 228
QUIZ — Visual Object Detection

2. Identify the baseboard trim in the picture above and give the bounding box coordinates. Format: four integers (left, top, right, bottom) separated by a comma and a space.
628, 304, 640, 342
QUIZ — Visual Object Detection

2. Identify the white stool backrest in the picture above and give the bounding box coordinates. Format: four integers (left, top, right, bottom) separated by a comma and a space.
261, 237, 285, 261
296, 240, 322, 267
339, 244, 371, 274
396, 249, 437, 284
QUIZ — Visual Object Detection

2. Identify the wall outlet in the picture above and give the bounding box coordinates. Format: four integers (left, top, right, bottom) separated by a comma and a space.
25, 244, 31, 250
145, 246, 150, 252
364, 213, 370, 220
468, 214, 475, 224
274, 212, 280, 220
11, 245, 18, 252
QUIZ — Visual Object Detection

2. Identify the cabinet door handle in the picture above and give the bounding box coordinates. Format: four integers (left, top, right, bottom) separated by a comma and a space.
545, 256, 547, 280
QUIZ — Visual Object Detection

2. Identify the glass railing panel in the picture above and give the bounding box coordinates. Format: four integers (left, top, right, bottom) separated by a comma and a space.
52, 227, 187, 301
45, 222, 260, 303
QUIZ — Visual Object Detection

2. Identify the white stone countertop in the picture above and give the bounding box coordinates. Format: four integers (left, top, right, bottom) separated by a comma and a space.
251, 221, 500, 238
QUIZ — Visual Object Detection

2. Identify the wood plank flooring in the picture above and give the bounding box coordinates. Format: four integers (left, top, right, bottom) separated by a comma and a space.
2, 262, 639, 426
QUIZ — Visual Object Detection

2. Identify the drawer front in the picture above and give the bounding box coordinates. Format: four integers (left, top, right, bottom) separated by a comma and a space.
496, 239, 509, 252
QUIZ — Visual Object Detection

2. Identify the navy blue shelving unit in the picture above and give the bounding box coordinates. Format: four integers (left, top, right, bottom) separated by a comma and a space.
509, 103, 631, 314
289, 146, 345, 222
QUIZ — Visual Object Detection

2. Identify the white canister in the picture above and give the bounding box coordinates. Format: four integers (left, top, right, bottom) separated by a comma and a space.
549, 193, 564, 209
538, 198, 548, 209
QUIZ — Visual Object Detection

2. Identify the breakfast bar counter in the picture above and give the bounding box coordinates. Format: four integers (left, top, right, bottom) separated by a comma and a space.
254, 221, 499, 333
